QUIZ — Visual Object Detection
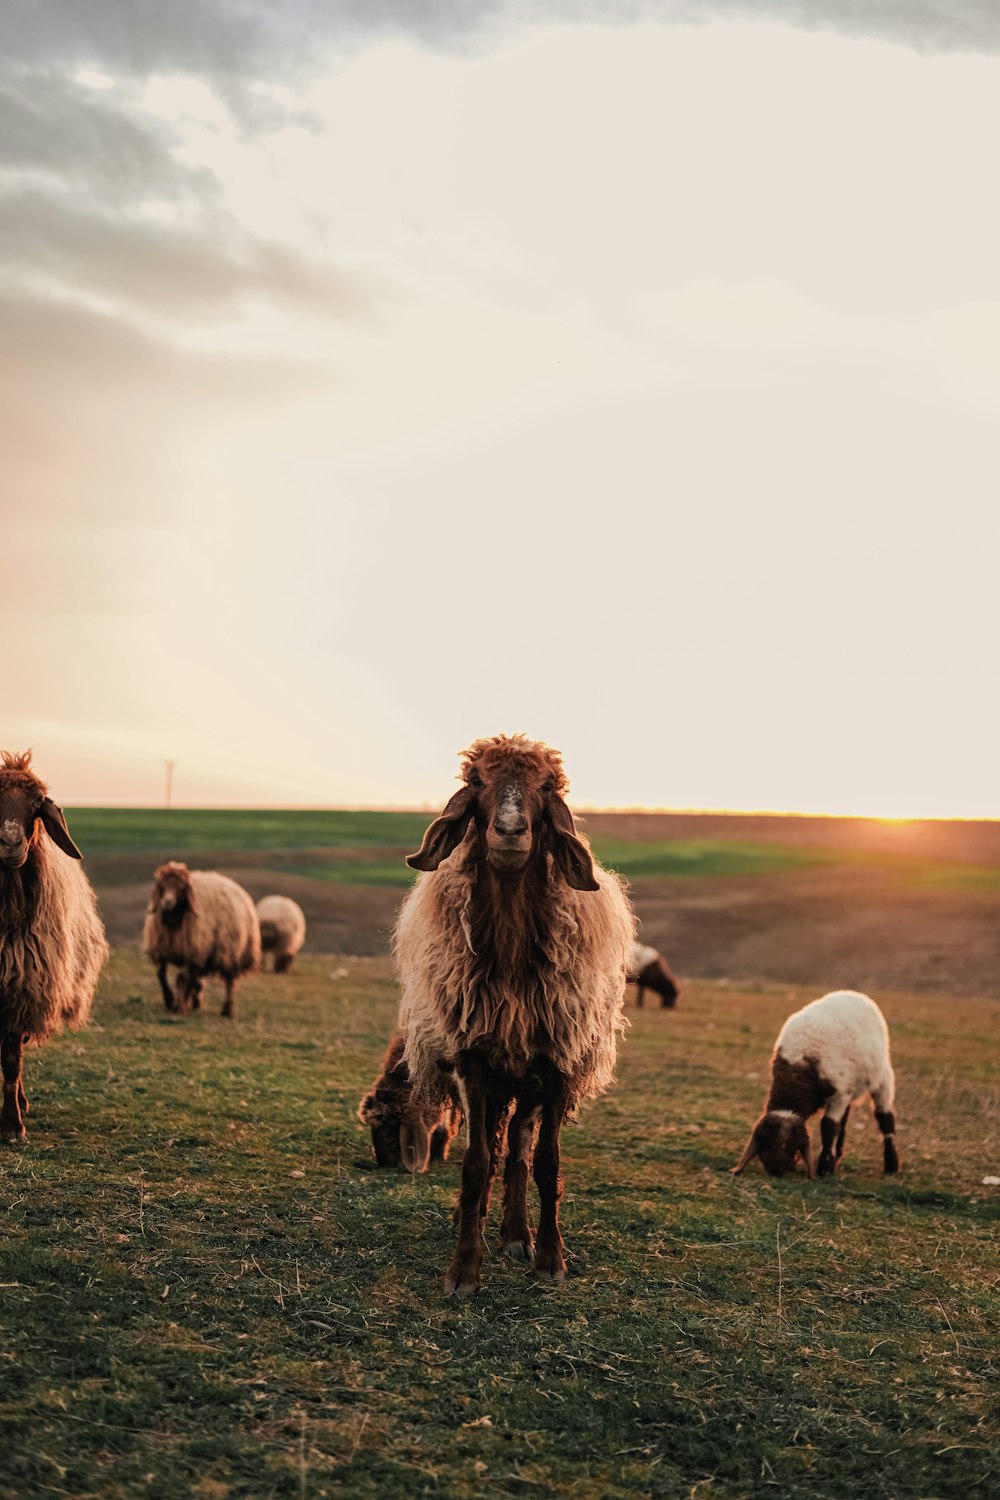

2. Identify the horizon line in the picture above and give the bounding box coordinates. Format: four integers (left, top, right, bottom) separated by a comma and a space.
63, 802, 1000, 825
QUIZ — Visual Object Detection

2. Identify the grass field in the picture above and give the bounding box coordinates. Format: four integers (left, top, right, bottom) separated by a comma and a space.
66, 807, 1000, 889
2, 952, 997, 1500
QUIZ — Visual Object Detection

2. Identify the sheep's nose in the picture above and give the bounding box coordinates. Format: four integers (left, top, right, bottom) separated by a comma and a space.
494, 812, 528, 836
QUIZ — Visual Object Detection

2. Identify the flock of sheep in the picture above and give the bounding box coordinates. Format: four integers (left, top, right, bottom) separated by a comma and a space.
0, 740, 899, 1297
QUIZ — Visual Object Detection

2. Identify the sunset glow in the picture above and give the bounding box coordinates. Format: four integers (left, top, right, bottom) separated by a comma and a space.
5, 8, 999, 817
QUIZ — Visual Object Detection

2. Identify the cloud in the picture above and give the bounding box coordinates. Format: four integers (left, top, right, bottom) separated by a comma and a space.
0, 186, 387, 328
0, 72, 216, 204
1, 0, 998, 103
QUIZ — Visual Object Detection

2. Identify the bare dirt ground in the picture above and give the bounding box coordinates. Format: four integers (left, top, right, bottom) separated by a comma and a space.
89, 812, 1000, 1000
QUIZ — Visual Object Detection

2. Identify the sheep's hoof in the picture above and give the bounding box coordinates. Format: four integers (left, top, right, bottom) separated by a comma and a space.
502, 1239, 534, 1263
534, 1263, 566, 1283
444, 1275, 481, 1298
816, 1155, 836, 1177
1, 1126, 27, 1146
533, 1247, 566, 1282
444, 1258, 481, 1297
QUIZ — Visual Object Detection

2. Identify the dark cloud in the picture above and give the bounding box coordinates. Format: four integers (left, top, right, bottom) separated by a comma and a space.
0, 73, 216, 204
0, 185, 387, 324
1, 0, 997, 93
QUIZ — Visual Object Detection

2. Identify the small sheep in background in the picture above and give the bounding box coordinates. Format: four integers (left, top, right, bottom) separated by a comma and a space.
143, 862, 260, 1019
732, 989, 899, 1179
628, 940, 680, 1008
358, 1035, 462, 1173
0, 751, 109, 1143
256, 895, 307, 973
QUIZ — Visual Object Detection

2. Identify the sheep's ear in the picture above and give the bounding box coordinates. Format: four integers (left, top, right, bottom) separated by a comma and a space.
357, 1091, 377, 1126
39, 797, 83, 860
399, 1120, 431, 1174
406, 786, 475, 871
545, 795, 599, 892
731, 1128, 760, 1174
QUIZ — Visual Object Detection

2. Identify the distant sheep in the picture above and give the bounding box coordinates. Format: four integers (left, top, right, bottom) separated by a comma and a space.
628, 940, 680, 1008
732, 989, 899, 1179
143, 862, 260, 1019
256, 895, 306, 973
358, 1035, 462, 1173
0, 751, 108, 1143
397, 734, 635, 1295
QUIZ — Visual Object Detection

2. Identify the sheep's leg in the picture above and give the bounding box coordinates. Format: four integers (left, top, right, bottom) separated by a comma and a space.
871, 1082, 899, 1175
818, 1095, 851, 1175
1, 1033, 26, 1144
157, 962, 176, 1012
477, 1097, 508, 1229
276, 953, 294, 974
445, 1054, 489, 1296
835, 1106, 851, 1160
635, 985, 645, 1008
221, 975, 236, 1019
501, 1098, 540, 1261
533, 1065, 570, 1282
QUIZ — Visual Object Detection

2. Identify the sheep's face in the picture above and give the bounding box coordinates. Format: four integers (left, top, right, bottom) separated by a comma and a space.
755, 1112, 812, 1177
151, 862, 193, 922
0, 757, 82, 869
407, 735, 599, 890
359, 1103, 433, 1173
0, 782, 43, 869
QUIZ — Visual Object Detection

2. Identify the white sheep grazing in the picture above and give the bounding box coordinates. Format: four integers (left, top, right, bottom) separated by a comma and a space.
732, 990, 899, 1179
256, 895, 307, 973
628, 940, 680, 1008
143, 862, 261, 1019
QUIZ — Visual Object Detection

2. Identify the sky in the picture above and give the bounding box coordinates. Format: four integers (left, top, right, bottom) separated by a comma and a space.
4, 0, 999, 817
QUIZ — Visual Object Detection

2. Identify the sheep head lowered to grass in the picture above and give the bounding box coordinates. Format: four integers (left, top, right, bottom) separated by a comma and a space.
396, 734, 635, 1295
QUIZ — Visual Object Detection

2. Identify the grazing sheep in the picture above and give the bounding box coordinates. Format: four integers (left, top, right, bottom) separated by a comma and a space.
396, 734, 635, 1295
628, 940, 680, 1008
0, 751, 108, 1143
256, 895, 307, 973
357, 1034, 462, 1173
143, 862, 260, 1019
732, 989, 899, 1179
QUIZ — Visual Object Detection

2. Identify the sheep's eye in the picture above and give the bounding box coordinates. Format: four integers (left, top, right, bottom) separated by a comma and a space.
541, 778, 555, 794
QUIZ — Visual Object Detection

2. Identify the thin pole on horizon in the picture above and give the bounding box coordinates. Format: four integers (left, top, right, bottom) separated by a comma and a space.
164, 760, 176, 811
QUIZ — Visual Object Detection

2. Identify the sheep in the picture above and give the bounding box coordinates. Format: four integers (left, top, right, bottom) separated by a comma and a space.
357, 1034, 463, 1173
628, 940, 680, 1008
143, 862, 261, 1019
256, 895, 307, 973
0, 751, 109, 1143
395, 734, 636, 1295
732, 989, 899, 1179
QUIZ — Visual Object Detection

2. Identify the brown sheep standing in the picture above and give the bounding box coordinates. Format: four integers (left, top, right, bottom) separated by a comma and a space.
143, 862, 260, 1018
0, 751, 108, 1143
357, 1035, 462, 1173
396, 734, 636, 1295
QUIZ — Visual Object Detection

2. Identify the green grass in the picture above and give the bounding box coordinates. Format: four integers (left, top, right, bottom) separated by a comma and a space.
590, 839, 833, 880
66, 810, 998, 892
64, 808, 432, 856
1, 956, 997, 1499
